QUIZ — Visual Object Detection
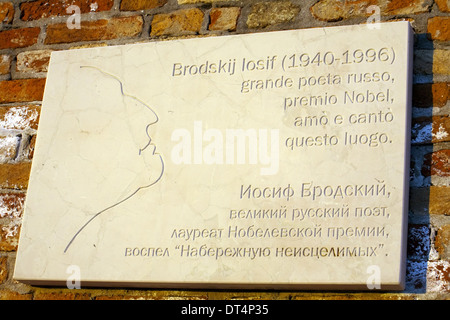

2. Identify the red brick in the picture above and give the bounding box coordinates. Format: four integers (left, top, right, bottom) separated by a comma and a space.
0, 221, 20, 251
427, 260, 450, 292
33, 291, 91, 300
413, 82, 450, 108
247, 1, 300, 28
422, 149, 450, 177
0, 79, 45, 104
429, 186, 450, 215
151, 8, 204, 37
0, 193, 25, 252
0, 257, 7, 284
0, 162, 32, 190
45, 16, 143, 44
0, 28, 40, 50
0, 290, 32, 300
20, 0, 114, 21
435, 225, 450, 259
16, 50, 52, 74
25, 135, 37, 160
433, 50, 450, 75
177, 0, 239, 3
0, 55, 11, 75
311, 0, 376, 21
209, 7, 241, 31
0, 193, 25, 219
0, 105, 41, 131
311, 0, 432, 22
0, 2, 14, 24
428, 16, 450, 41
414, 50, 450, 75
120, 0, 167, 11
411, 116, 450, 144
436, 0, 450, 12
385, 0, 433, 15
432, 116, 450, 143
0, 135, 19, 162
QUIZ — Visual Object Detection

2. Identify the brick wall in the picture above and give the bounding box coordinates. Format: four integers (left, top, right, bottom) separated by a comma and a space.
0, 0, 448, 300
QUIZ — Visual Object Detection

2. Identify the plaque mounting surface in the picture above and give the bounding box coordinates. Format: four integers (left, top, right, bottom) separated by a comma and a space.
15, 22, 412, 290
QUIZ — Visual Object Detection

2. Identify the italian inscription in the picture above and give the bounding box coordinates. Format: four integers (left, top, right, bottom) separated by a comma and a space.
123, 40, 404, 266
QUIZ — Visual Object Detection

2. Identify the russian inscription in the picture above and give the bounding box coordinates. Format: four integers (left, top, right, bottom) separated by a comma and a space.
14, 22, 412, 290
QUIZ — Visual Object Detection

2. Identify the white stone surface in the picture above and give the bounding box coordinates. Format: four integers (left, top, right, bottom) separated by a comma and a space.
14, 22, 413, 289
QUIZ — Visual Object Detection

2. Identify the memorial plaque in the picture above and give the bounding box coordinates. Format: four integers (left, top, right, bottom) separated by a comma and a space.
15, 22, 412, 290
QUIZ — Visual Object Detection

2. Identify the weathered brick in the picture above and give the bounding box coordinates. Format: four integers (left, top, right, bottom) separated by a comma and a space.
0, 193, 25, 219
422, 149, 450, 177
428, 16, 450, 41
70, 43, 108, 49
94, 290, 208, 300
427, 260, 450, 292
20, 0, 114, 21
45, 16, 143, 44
433, 50, 450, 75
429, 186, 450, 215
311, 0, 433, 22
0, 2, 14, 24
436, 0, 450, 12
0, 290, 32, 300
0, 162, 32, 190
0, 221, 20, 251
435, 225, 450, 259
432, 116, 450, 143
385, 0, 433, 14
311, 0, 372, 21
209, 7, 241, 31
411, 116, 450, 144
0, 55, 11, 75
151, 8, 204, 37
247, 1, 300, 28
0, 105, 40, 131
16, 50, 53, 74
178, 0, 238, 3
0, 28, 40, 50
413, 82, 449, 108
33, 290, 91, 300
0, 79, 45, 104
0, 135, 19, 162
25, 135, 37, 160
0, 257, 7, 284
94, 294, 139, 300
414, 50, 450, 75
120, 0, 167, 11
290, 292, 413, 300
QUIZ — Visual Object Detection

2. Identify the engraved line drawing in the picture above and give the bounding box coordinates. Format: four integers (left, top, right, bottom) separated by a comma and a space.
64, 66, 164, 253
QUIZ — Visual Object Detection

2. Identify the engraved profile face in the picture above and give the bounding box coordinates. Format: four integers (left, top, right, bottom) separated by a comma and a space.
54, 65, 164, 252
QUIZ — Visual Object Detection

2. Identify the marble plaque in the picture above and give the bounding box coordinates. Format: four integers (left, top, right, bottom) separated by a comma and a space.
14, 22, 412, 290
